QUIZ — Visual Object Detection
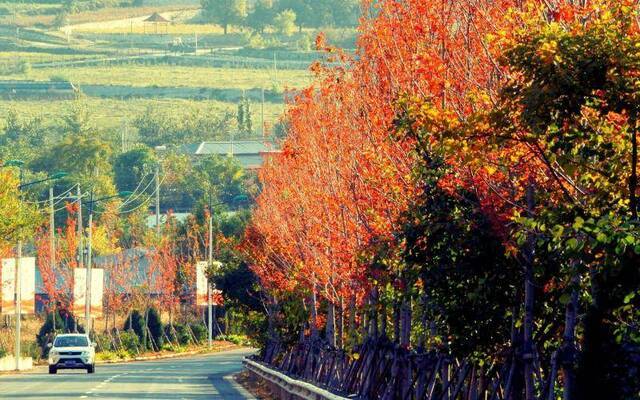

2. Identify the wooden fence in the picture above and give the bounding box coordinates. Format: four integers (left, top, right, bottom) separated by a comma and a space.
258, 337, 563, 400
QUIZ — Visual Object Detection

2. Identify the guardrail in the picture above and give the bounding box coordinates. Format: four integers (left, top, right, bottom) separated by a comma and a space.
243, 358, 351, 400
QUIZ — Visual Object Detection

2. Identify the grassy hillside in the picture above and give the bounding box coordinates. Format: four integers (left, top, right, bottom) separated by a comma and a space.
0, 65, 312, 90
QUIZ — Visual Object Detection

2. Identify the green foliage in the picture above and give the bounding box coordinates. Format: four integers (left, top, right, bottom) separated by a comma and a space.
36, 310, 66, 356
246, 0, 274, 33
132, 106, 235, 147
165, 323, 192, 346
215, 333, 251, 346
124, 310, 145, 342
273, 9, 296, 37
194, 154, 248, 205
190, 323, 208, 343
0, 109, 44, 163
113, 147, 157, 193
146, 307, 163, 350
201, 0, 247, 34
118, 330, 141, 354
236, 96, 253, 135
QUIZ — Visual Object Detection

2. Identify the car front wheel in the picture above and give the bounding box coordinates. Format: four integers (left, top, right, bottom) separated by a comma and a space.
87, 364, 95, 374
48, 366, 57, 374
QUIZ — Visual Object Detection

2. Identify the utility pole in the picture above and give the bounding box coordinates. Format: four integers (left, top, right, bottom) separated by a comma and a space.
85, 192, 93, 334
208, 202, 213, 348
14, 240, 21, 370
76, 185, 83, 333
261, 87, 265, 139
155, 164, 160, 236
14, 167, 24, 371
273, 52, 278, 84
49, 187, 56, 332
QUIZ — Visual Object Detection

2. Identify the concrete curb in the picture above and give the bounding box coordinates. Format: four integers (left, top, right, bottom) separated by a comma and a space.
95, 344, 240, 364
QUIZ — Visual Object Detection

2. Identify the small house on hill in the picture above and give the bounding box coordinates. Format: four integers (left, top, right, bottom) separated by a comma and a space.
180, 139, 278, 169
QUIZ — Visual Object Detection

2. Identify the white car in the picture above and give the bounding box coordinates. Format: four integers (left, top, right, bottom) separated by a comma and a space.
47, 334, 96, 374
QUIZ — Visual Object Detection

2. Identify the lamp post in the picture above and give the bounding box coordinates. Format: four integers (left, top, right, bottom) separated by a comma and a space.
82, 191, 132, 334
1, 161, 66, 370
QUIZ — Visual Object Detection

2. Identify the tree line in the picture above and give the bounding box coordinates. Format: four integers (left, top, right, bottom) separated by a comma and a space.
242, 0, 640, 398
201, 0, 360, 35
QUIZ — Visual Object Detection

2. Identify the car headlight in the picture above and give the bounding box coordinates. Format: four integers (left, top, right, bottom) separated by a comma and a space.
82, 351, 90, 356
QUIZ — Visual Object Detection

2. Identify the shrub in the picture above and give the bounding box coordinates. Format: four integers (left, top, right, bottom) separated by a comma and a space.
190, 323, 207, 343
123, 310, 145, 342
169, 323, 193, 346
22, 341, 41, 361
96, 350, 118, 362
18, 61, 31, 75
49, 74, 69, 82
215, 334, 251, 346
0, 347, 7, 358
146, 308, 163, 350
119, 330, 141, 355
36, 310, 66, 356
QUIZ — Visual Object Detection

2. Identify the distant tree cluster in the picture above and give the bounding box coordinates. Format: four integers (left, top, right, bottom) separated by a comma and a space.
201, 0, 360, 35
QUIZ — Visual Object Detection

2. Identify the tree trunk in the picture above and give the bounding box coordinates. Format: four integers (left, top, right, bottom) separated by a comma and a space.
348, 295, 356, 342
361, 298, 368, 339
337, 297, 344, 349
523, 184, 536, 400
223, 24, 228, 35
561, 284, 578, 400
380, 302, 387, 338
369, 287, 379, 338
310, 284, 319, 339
400, 298, 411, 348
326, 301, 336, 347
419, 290, 429, 349
630, 109, 638, 219
393, 298, 401, 343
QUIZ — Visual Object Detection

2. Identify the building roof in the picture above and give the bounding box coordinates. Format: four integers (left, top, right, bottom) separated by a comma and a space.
194, 140, 272, 156
179, 140, 277, 168
144, 12, 170, 22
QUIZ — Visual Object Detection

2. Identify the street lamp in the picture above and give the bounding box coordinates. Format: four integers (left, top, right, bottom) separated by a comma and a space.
1, 162, 66, 370
84, 191, 132, 334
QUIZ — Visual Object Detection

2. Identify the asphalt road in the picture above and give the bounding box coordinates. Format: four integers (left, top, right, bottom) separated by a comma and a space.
0, 348, 256, 400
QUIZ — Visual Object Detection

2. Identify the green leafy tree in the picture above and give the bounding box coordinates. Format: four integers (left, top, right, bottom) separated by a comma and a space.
236, 96, 253, 136
276, 0, 312, 32
31, 135, 116, 199
273, 9, 296, 37
146, 307, 163, 350
0, 110, 44, 163
201, 0, 247, 35
329, 0, 360, 27
0, 169, 41, 243
246, 0, 274, 33
113, 147, 157, 193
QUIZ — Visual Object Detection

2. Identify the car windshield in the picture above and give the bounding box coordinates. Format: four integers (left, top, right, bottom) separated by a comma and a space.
54, 336, 89, 348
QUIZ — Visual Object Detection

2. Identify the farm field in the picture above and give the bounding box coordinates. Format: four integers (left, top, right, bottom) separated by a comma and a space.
0, 51, 103, 63
0, 65, 313, 91
0, 97, 285, 133
2, 4, 199, 28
